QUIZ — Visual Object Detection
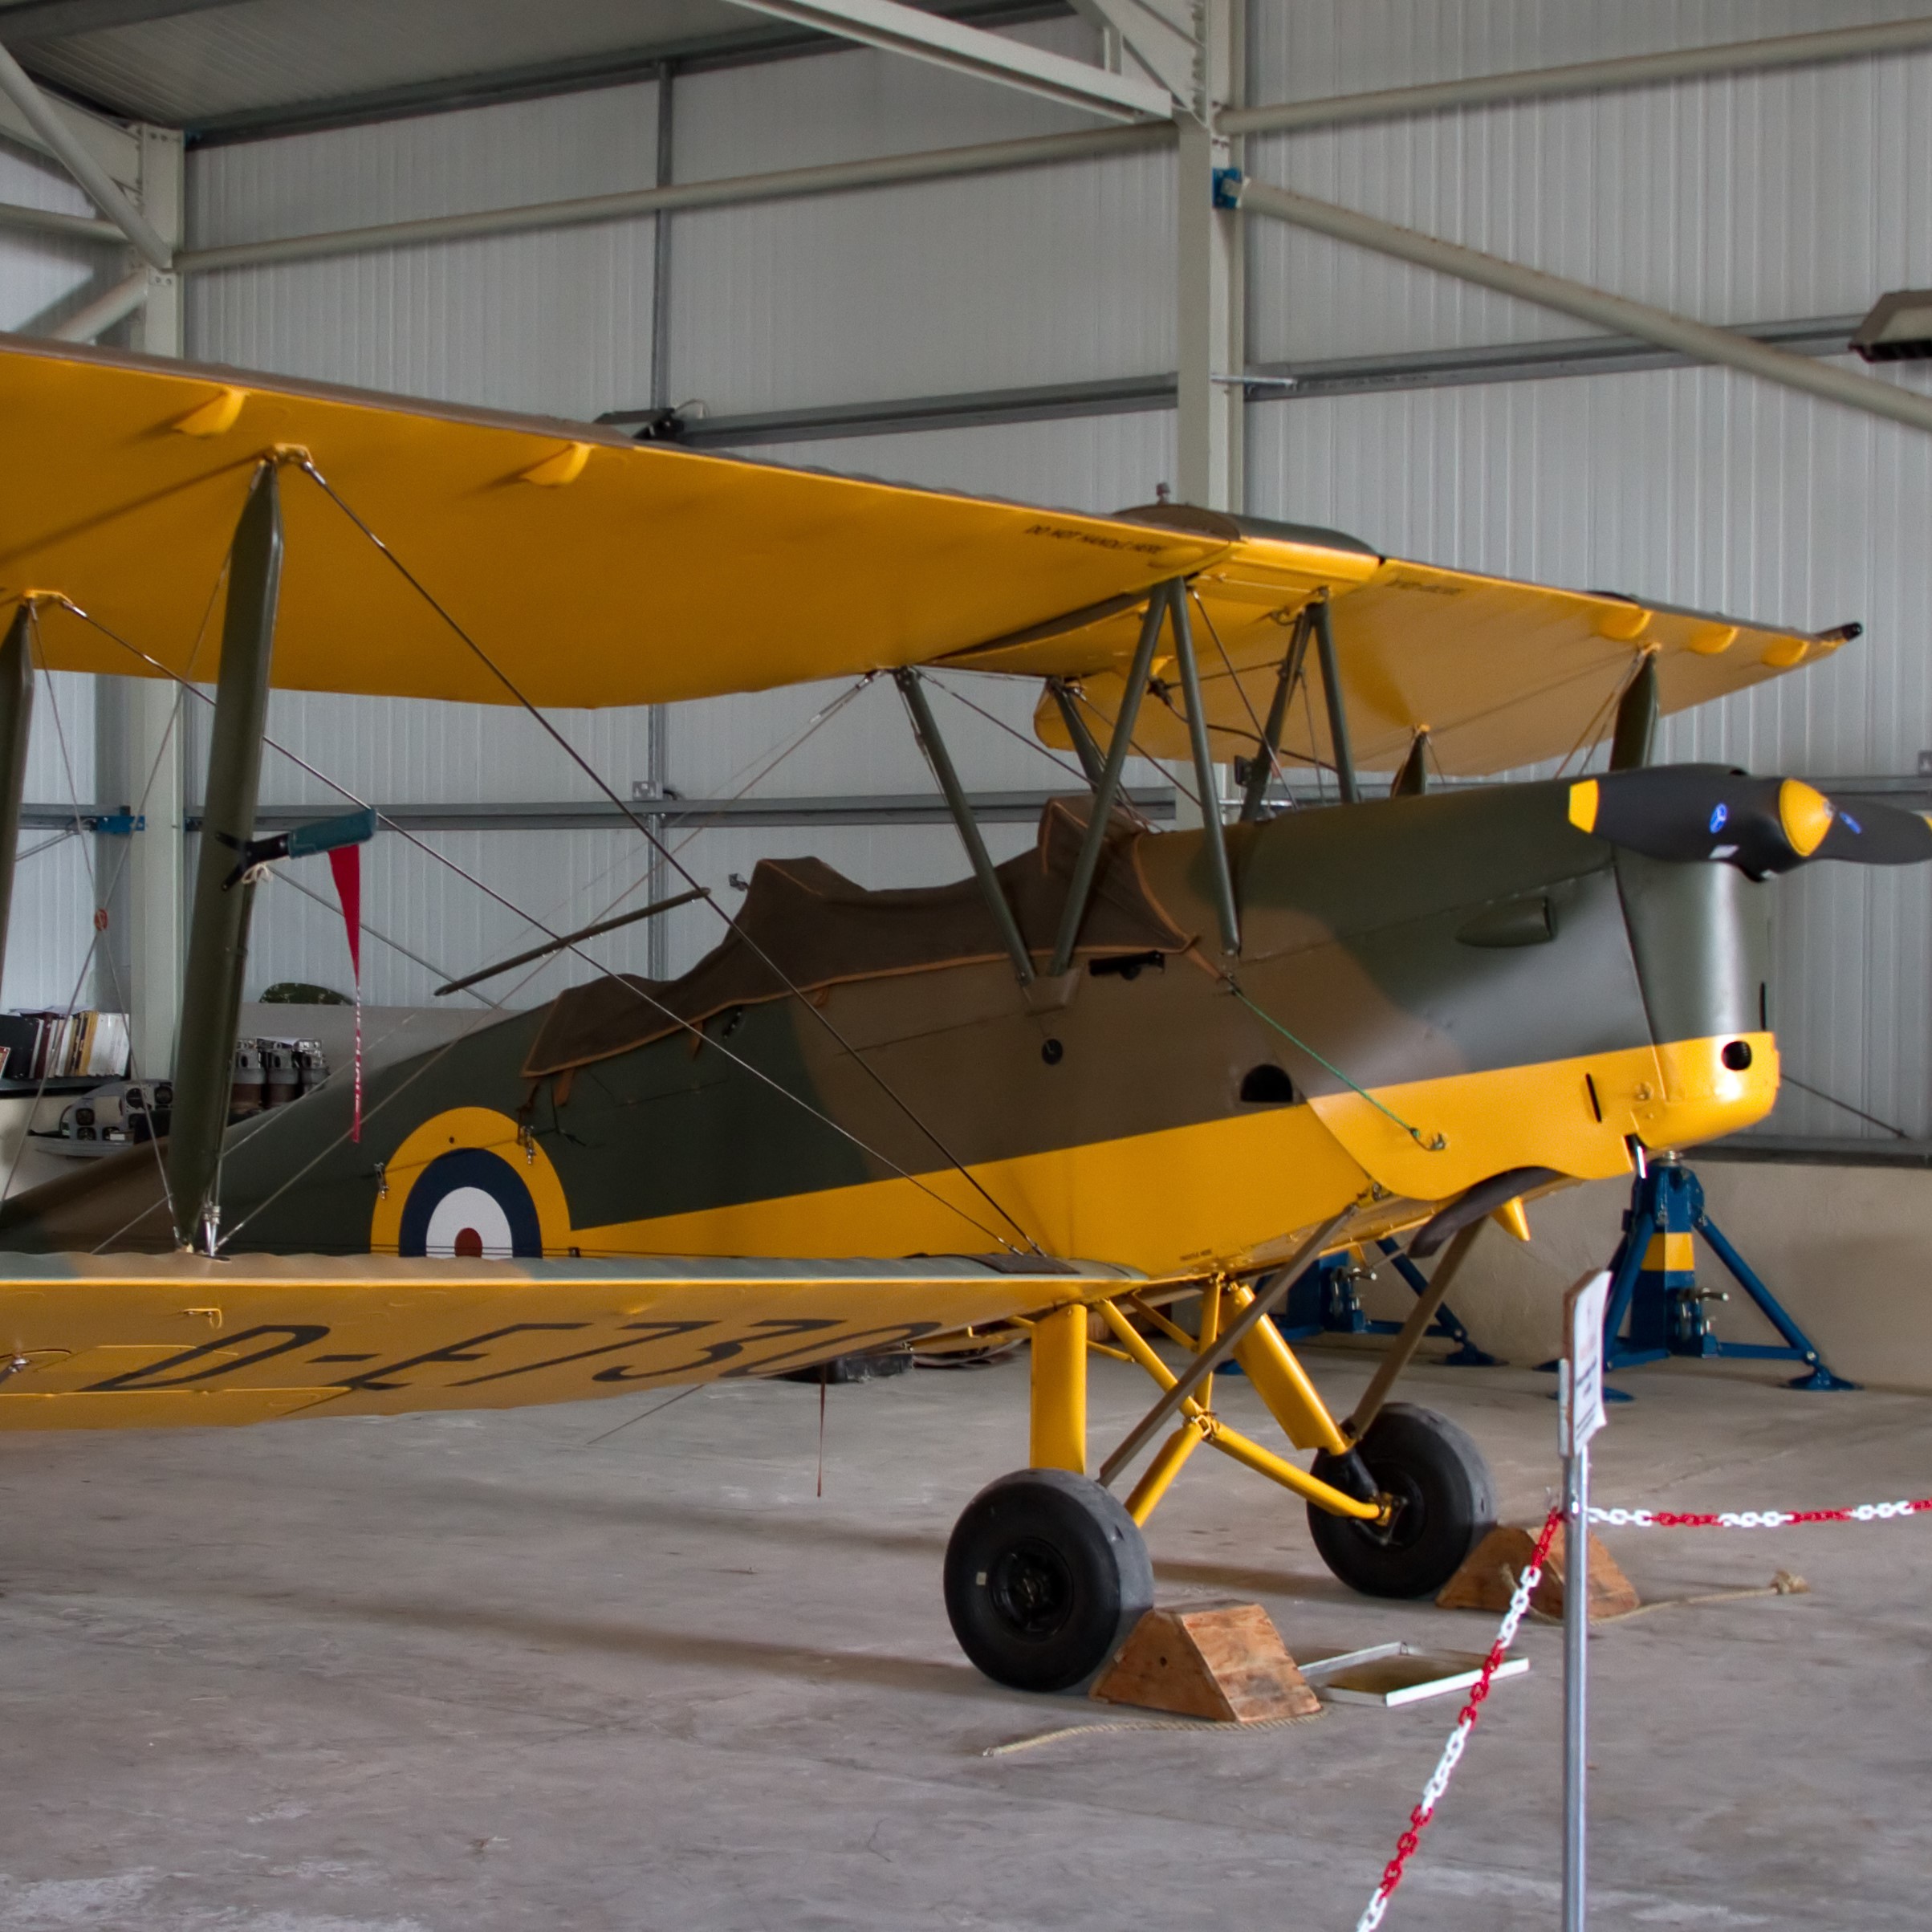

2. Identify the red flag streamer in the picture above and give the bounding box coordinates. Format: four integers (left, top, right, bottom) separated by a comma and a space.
327, 844, 363, 1141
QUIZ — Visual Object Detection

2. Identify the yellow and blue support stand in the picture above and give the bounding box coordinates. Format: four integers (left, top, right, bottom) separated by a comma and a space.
1271, 1236, 1499, 1367
1593, 1154, 1854, 1394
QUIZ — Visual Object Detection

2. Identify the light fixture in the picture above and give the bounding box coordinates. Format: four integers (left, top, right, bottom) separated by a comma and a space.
1850, 289, 1932, 362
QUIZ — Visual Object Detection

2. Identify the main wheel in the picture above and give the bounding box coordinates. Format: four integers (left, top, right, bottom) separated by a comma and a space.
1307, 1403, 1495, 1600
944, 1469, 1153, 1692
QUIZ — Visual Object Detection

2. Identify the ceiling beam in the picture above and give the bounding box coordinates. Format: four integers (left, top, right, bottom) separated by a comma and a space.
1067, 0, 1198, 115
0, 197, 121, 242
178, 121, 1165, 274
0, 0, 246, 42
47, 264, 146, 338
0, 38, 165, 258
0, 64, 138, 182
182, 1, 1068, 145
1224, 14, 1932, 138
722, 0, 1171, 118
1236, 176, 1932, 440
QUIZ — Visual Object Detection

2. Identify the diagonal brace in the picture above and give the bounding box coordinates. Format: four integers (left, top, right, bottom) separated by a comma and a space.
1240, 607, 1312, 821
1047, 583, 1173, 977
1311, 593, 1360, 804
895, 666, 1033, 986
1167, 583, 1239, 955
1096, 1206, 1354, 1487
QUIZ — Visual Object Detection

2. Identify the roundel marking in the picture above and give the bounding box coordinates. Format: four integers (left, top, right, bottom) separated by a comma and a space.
369, 1107, 572, 1258
397, 1149, 543, 1259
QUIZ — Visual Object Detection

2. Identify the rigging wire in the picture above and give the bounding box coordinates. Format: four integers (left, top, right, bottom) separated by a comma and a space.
1299, 665, 1330, 805
1552, 654, 1642, 781
1062, 677, 1207, 813
210, 685, 887, 1238
490, 673, 877, 985
1190, 587, 1281, 787
291, 456, 1039, 1254
58, 599, 1031, 1259
14, 827, 79, 864
1779, 1072, 1910, 1141
921, 671, 1137, 809
268, 865, 467, 994
1224, 980, 1444, 1151
0, 596, 198, 1211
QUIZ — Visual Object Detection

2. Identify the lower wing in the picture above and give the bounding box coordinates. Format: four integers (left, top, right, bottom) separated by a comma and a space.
0, 1251, 1140, 1430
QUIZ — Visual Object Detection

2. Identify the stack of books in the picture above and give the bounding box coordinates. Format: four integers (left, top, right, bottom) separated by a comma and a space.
0, 1011, 132, 1083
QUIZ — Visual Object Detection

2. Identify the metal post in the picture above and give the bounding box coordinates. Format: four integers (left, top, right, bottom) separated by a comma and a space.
1239, 608, 1310, 822
1174, 0, 1240, 510
894, 667, 1033, 986
1047, 584, 1171, 978
1564, 1438, 1589, 1932
167, 466, 283, 1252
1559, 1266, 1609, 1932
1166, 584, 1240, 956
125, 121, 186, 1075
0, 606, 34, 986
1047, 676, 1107, 786
1311, 595, 1360, 804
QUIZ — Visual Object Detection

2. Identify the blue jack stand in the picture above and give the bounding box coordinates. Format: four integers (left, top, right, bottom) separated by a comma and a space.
1273, 1236, 1499, 1367
1584, 1155, 1856, 1395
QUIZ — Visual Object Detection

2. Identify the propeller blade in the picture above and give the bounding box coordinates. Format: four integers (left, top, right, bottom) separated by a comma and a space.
1815, 796, 1932, 865
1566, 767, 1932, 876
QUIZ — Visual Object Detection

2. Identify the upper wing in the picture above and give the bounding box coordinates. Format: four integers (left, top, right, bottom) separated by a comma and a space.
0, 338, 1226, 709
0, 1251, 1129, 1430
0, 340, 1840, 768
1001, 510, 1845, 779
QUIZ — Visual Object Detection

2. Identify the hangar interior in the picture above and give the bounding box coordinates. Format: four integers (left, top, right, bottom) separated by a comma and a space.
2, 5, 1930, 1929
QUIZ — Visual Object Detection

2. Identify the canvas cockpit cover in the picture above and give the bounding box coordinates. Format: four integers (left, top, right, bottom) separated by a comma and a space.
523, 799, 1189, 1078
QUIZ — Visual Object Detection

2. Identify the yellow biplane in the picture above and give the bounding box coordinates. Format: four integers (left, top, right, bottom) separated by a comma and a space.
0, 336, 1920, 1690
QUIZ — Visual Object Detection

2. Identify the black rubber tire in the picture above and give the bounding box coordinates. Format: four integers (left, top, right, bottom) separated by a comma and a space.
1307, 1402, 1495, 1600
944, 1469, 1154, 1692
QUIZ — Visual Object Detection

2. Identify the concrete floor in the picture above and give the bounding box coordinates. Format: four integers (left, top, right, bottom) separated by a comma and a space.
2, 1347, 1926, 1930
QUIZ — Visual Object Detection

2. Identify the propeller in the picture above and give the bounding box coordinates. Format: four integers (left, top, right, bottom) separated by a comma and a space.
1566, 767, 1932, 877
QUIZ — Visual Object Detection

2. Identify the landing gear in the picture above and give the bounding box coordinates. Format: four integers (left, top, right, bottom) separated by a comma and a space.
1307, 1402, 1495, 1599
944, 1469, 1153, 1692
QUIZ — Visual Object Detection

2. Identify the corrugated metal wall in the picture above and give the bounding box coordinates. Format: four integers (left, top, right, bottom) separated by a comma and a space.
1245, 6, 1932, 1137
164, 2, 1932, 1136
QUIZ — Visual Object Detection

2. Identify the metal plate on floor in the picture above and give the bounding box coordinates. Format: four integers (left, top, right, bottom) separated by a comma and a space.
1298, 1641, 1529, 1708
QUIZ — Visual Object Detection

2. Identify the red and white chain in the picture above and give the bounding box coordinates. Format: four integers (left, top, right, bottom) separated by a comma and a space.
1353, 1505, 1564, 1932
1591, 1495, 1932, 1529
1353, 1487, 1930, 1927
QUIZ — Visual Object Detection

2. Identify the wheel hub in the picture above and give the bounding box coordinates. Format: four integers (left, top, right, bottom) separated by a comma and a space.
1361, 1465, 1426, 1549
988, 1535, 1075, 1639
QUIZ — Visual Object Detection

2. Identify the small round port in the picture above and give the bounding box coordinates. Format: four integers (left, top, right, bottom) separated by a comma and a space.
1721, 1039, 1754, 1072
1040, 1039, 1064, 1066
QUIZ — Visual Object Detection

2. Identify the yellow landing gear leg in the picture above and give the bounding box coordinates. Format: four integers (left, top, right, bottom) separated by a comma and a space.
1088, 1255, 1499, 1604
946, 1299, 1150, 1693
1094, 1295, 1383, 1527
1029, 1301, 1088, 1473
